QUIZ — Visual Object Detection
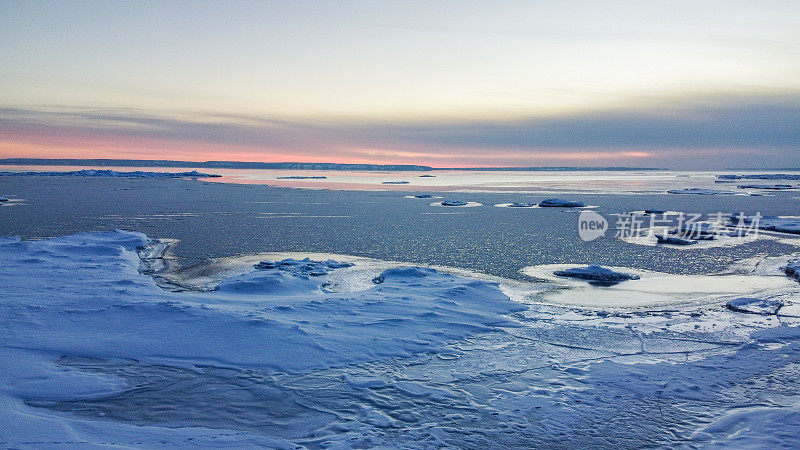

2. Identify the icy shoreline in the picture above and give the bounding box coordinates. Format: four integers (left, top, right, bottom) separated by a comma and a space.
2, 231, 800, 447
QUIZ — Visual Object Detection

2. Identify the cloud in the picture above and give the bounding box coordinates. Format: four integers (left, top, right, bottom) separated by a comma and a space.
1, 94, 799, 168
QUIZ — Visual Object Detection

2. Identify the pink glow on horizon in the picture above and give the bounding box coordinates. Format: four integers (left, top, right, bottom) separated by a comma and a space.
0, 131, 663, 168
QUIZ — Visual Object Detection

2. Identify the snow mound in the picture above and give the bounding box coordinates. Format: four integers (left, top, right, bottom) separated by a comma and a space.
553, 264, 641, 286
0, 231, 523, 374
0, 169, 220, 178
538, 198, 586, 207
726, 297, 783, 315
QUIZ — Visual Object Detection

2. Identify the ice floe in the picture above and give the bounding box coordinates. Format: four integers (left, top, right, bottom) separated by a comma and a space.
553, 264, 640, 286
738, 184, 794, 190
276, 175, 327, 179
732, 214, 800, 235
537, 198, 586, 207
404, 194, 442, 199
655, 234, 697, 245
667, 188, 737, 195
0, 195, 22, 207
381, 181, 410, 184
495, 202, 536, 208
431, 200, 482, 207
617, 211, 798, 249
719, 173, 800, 180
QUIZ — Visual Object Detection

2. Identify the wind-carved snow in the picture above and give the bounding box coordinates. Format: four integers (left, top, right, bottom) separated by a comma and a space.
3, 232, 800, 448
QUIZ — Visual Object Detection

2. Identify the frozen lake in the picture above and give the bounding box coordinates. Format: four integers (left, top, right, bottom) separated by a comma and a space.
1, 168, 800, 448
4, 164, 800, 194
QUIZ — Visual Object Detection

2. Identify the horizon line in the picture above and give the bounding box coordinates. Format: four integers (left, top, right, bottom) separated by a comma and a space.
0, 158, 673, 171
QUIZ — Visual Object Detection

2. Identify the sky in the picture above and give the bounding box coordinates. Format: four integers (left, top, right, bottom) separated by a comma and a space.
1, 0, 799, 168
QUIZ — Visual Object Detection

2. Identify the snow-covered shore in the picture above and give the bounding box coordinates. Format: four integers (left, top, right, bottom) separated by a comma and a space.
2, 231, 800, 447
0, 169, 220, 178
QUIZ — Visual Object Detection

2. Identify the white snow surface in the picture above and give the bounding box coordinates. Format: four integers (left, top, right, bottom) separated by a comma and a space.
3, 231, 800, 448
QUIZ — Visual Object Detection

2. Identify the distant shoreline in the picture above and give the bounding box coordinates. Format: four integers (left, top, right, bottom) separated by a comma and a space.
0, 158, 664, 172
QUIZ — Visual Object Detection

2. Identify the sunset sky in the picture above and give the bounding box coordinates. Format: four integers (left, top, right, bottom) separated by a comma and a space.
1, 0, 799, 168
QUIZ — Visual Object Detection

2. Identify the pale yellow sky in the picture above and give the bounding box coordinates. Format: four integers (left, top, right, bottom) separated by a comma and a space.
1, 1, 799, 167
